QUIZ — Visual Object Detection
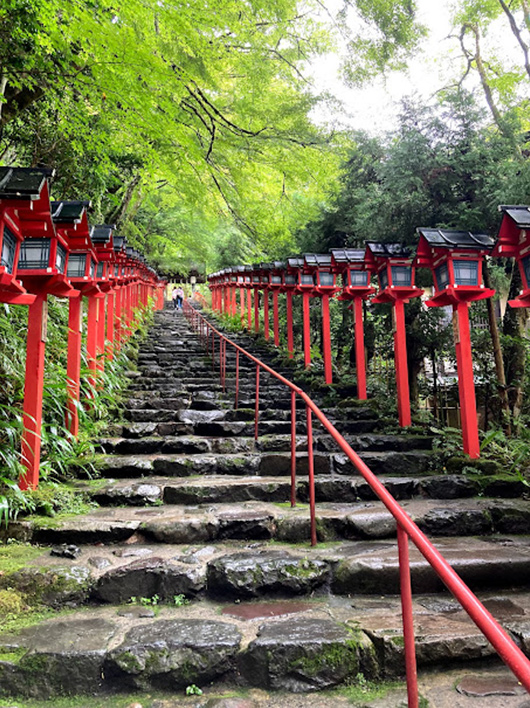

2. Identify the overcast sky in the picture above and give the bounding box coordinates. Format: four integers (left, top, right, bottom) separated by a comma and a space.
308, 0, 498, 133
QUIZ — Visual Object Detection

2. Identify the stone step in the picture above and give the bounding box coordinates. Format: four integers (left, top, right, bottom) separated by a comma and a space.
85, 474, 525, 507
8, 500, 530, 546
94, 448, 438, 478
1, 587, 527, 699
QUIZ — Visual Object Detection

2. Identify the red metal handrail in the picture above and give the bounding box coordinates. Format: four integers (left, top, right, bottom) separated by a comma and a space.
182, 300, 530, 705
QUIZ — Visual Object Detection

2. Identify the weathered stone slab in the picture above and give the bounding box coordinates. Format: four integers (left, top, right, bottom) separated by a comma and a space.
106, 619, 241, 689
207, 551, 329, 599
93, 556, 205, 603
0, 565, 93, 607
239, 618, 367, 691
0, 617, 116, 698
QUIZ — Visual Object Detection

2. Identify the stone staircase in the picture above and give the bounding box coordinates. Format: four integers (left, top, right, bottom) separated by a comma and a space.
1, 306, 529, 705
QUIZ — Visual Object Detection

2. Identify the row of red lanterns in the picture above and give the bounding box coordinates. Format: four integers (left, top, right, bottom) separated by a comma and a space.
208, 208, 530, 458
0, 168, 166, 490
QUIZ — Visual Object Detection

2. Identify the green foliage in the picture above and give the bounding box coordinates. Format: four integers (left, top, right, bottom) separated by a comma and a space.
185, 684, 203, 696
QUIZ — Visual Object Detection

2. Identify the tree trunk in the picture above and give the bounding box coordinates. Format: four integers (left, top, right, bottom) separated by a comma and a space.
483, 260, 511, 433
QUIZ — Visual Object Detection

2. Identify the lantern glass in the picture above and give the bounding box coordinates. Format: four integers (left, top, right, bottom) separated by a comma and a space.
18, 238, 51, 270
319, 272, 334, 286
453, 260, 479, 286
56, 243, 67, 274
522, 255, 530, 289
349, 269, 369, 287
261, 275, 269, 284
67, 253, 87, 278
252, 275, 260, 283
379, 268, 388, 290
1, 226, 17, 274
237, 275, 244, 284
89, 258, 95, 278
271, 275, 282, 284
301, 273, 314, 286
245, 276, 251, 284
285, 274, 296, 286
391, 265, 412, 286
435, 263, 450, 290
230, 275, 237, 282
96, 262, 105, 278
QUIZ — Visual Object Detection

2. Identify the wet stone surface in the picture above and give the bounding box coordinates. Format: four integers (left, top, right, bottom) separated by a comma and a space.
207, 550, 330, 599
239, 618, 365, 692
107, 619, 242, 689
221, 600, 314, 620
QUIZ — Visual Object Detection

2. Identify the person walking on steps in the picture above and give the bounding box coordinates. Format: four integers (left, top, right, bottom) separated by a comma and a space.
176, 286, 184, 310
172, 286, 178, 309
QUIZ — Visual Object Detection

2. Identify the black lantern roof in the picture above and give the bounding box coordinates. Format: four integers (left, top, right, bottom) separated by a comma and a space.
271, 260, 285, 270
287, 257, 304, 269
416, 228, 494, 250
366, 242, 413, 259
234, 265, 246, 273
91, 225, 114, 244
304, 253, 332, 268
50, 201, 90, 223
0, 167, 54, 200
498, 205, 530, 229
244, 265, 253, 273
113, 235, 125, 252
260, 262, 273, 271
331, 248, 366, 264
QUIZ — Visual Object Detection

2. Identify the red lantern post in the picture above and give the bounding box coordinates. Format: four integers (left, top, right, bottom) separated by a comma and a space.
91, 225, 116, 361
282, 263, 298, 358
332, 248, 375, 400
291, 257, 312, 368
2, 168, 75, 489
51, 201, 100, 434
365, 242, 423, 428
493, 206, 530, 308
303, 254, 340, 384
416, 228, 495, 457
269, 261, 285, 347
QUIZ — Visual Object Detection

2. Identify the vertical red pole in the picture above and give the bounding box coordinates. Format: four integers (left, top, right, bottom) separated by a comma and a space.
393, 299, 412, 427
306, 405, 317, 546
290, 390, 297, 507
106, 291, 115, 361
96, 294, 106, 377
235, 350, 239, 409
286, 291, 294, 359
303, 292, 311, 368
254, 289, 260, 333
66, 293, 83, 438
86, 295, 98, 394
247, 289, 252, 329
321, 294, 332, 384
240, 288, 245, 325
254, 365, 260, 440
454, 302, 480, 458
397, 525, 419, 708
272, 291, 280, 347
231, 287, 236, 316
114, 287, 122, 351
263, 289, 270, 341
354, 297, 367, 400
20, 293, 48, 490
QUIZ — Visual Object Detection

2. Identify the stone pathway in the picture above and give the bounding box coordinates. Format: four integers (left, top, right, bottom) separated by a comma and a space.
0, 305, 529, 704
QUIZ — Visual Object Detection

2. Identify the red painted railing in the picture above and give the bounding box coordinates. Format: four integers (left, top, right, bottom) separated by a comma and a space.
182, 299, 530, 706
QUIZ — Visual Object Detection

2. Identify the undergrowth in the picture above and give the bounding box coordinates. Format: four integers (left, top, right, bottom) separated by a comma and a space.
0, 299, 153, 524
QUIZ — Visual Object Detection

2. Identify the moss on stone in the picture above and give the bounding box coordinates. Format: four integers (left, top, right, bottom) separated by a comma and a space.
290, 640, 359, 678
0, 542, 50, 574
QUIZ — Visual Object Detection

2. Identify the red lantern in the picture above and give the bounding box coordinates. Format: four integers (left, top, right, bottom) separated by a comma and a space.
366, 242, 423, 427
493, 205, 530, 308
332, 248, 375, 399
416, 228, 495, 458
